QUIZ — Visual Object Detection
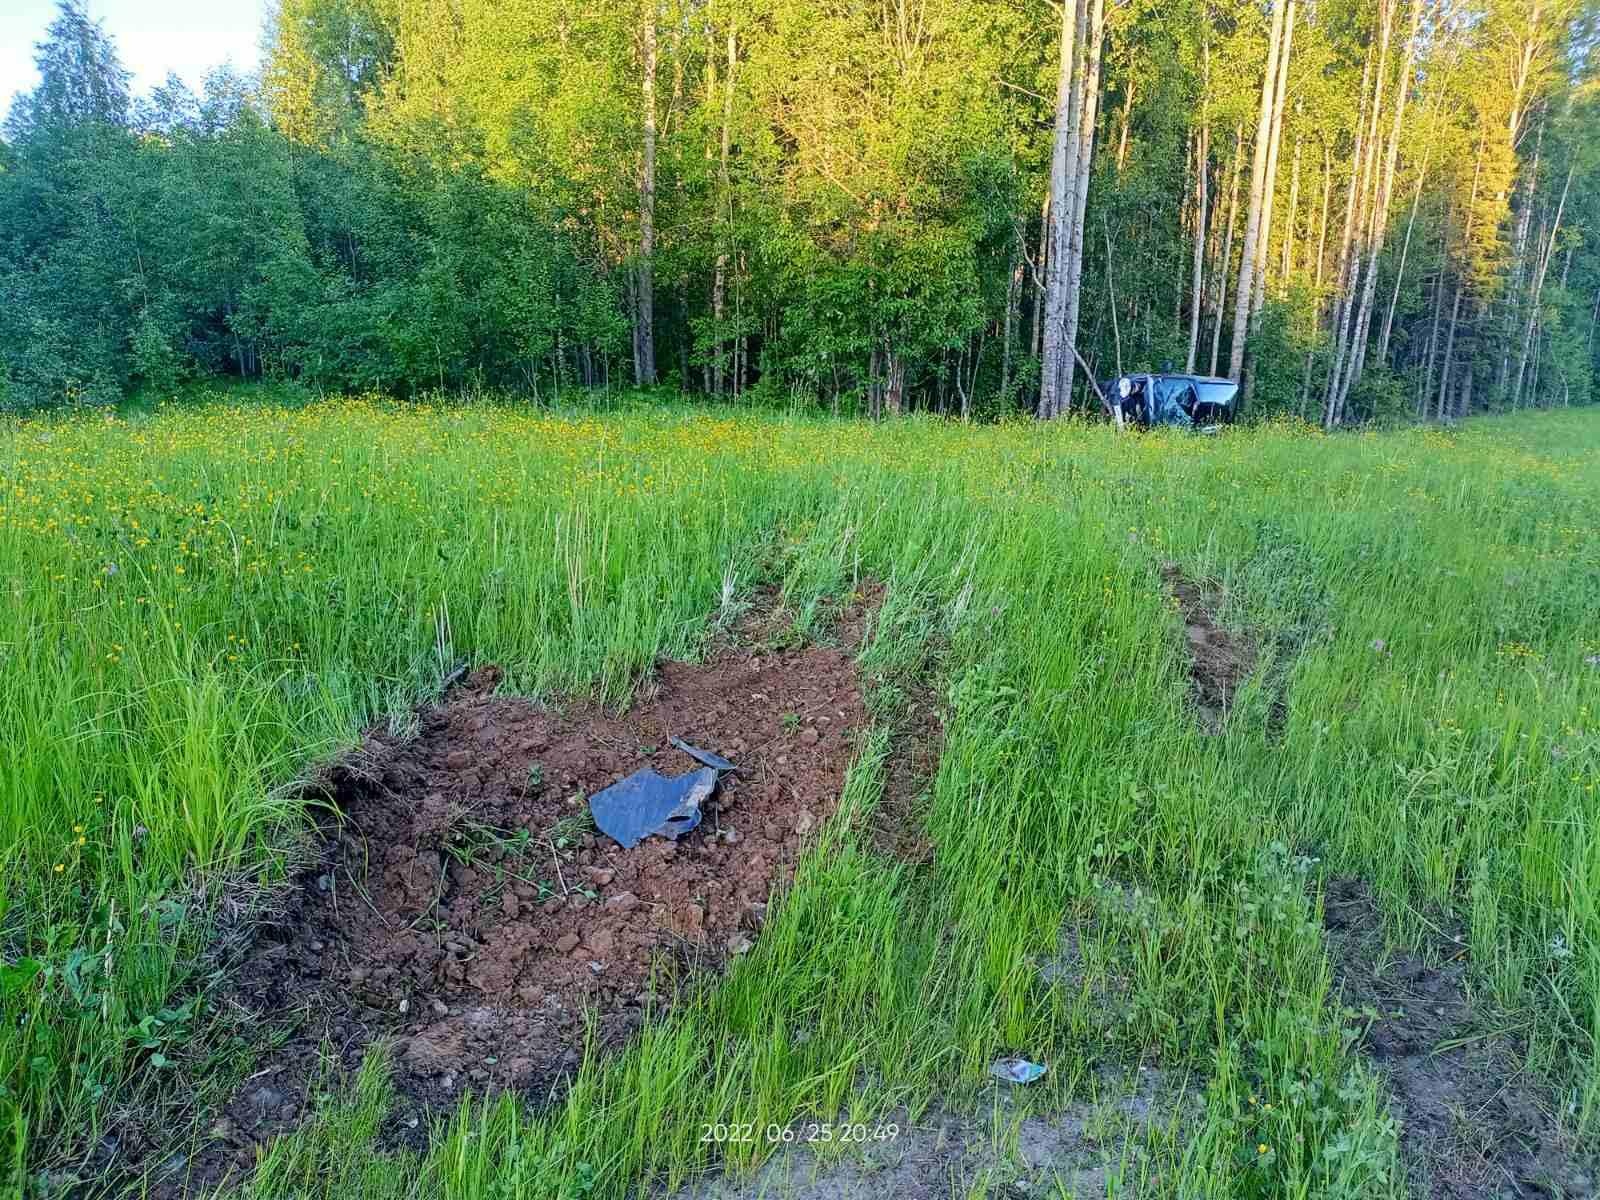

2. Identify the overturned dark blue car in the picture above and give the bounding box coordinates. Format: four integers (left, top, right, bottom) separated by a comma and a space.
1103, 373, 1240, 432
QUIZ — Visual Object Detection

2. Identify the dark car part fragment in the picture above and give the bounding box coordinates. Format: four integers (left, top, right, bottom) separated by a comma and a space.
590, 767, 719, 849
669, 736, 737, 773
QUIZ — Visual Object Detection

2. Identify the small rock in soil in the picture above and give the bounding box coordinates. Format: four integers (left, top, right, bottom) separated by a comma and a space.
677, 904, 705, 935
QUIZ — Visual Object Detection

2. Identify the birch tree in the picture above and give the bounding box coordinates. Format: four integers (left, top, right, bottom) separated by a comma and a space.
1186, 44, 1210, 373
1039, 0, 1087, 418
634, 0, 659, 386
1226, 0, 1287, 382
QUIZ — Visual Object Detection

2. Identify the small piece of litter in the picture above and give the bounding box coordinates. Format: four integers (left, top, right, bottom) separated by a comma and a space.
670, 736, 737, 773
989, 1058, 1047, 1085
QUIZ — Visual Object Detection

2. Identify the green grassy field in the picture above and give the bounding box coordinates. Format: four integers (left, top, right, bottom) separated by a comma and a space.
2, 395, 1597, 1198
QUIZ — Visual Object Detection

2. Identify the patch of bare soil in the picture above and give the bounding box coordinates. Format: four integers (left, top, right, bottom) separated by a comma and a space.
669, 1069, 1187, 1200
150, 608, 872, 1196
1323, 878, 1593, 1199
1161, 563, 1256, 734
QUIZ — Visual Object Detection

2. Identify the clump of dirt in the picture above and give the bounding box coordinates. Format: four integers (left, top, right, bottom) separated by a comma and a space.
1323, 878, 1593, 1199
1162, 563, 1256, 734
170, 609, 872, 1193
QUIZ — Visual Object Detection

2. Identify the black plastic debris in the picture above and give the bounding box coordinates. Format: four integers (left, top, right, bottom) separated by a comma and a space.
590, 767, 718, 850
669, 736, 737, 774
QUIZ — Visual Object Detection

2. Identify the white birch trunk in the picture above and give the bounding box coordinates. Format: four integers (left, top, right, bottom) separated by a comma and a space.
1060, 0, 1104, 414
635, 1, 659, 387
1210, 125, 1244, 376
1227, 0, 1287, 381
1039, 0, 1086, 418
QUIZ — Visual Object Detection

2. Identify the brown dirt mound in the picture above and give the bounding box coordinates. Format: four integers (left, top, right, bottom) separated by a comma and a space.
1162, 563, 1256, 734
1323, 878, 1593, 1199
165, 614, 871, 1194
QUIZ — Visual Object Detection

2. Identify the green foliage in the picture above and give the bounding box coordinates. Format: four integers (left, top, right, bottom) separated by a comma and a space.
1344, 366, 1412, 426
2, 0, 1599, 417
130, 308, 185, 396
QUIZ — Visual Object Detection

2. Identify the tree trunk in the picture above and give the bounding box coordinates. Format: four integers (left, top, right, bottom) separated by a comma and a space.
1002, 250, 1023, 404
1327, 0, 1395, 425
1379, 94, 1439, 367
1059, 0, 1105, 411
1512, 163, 1573, 407
1116, 77, 1134, 173
709, 25, 736, 396
1227, 0, 1287, 382
1417, 267, 1442, 418
1320, 53, 1374, 426
1280, 129, 1301, 288
1249, 0, 1293, 327
1039, 0, 1087, 419
1334, 0, 1421, 423
884, 344, 904, 416
1433, 132, 1485, 418
1316, 140, 1331, 289
1499, 119, 1542, 400
1104, 215, 1123, 377
1436, 280, 1463, 419
1031, 195, 1049, 361
634, 0, 659, 387
1186, 119, 1210, 373
1210, 124, 1243, 376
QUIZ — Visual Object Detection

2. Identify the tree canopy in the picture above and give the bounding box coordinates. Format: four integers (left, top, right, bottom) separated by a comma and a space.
1, 0, 1597, 422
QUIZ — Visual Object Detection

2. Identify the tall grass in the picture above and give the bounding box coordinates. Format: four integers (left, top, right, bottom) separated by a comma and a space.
0, 396, 1595, 1197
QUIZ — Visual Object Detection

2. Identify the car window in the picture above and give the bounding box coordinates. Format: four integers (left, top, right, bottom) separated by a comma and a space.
1195, 380, 1239, 408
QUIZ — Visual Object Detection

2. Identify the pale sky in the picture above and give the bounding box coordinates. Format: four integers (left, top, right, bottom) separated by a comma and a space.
1, 1, 268, 120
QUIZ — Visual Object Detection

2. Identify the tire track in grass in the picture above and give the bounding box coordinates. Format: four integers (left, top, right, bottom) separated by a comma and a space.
1323, 877, 1595, 1199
